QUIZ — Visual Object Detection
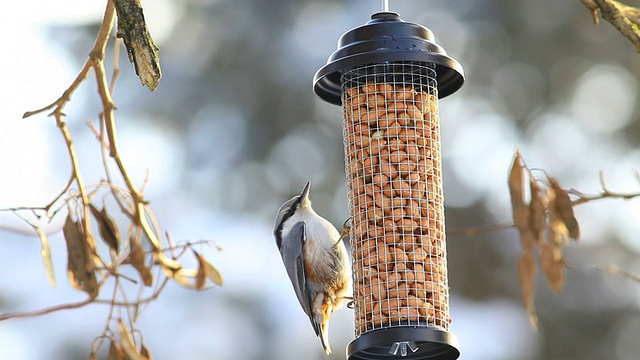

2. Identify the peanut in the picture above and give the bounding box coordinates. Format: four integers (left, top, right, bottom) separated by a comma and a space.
418, 299, 433, 317
387, 121, 402, 137
389, 150, 408, 163
366, 94, 386, 108
372, 173, 390, 187
398, 307, 420, 321
392, 197, 406, 207
390, 247, 409, 263
362, 82, 377, 93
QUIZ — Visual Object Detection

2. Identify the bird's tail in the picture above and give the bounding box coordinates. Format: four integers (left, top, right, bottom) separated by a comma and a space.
320, 318, 332, 355
315, 300, 334, 355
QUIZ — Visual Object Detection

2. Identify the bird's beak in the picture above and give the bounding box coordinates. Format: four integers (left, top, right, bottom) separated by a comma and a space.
300, 181, 311, 203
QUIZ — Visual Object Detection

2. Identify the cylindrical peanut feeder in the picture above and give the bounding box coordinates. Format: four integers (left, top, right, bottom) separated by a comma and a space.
314, 12, 464, 360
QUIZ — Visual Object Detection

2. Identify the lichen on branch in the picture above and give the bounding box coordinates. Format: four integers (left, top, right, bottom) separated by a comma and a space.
113, 0, 162, 91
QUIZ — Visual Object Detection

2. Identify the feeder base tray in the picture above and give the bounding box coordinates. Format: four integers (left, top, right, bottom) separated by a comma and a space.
347, 327, 459, 360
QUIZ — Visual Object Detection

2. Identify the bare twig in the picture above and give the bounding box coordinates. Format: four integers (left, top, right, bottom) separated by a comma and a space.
22, 62, 93, 119
0, 298, 93, 321
447, 222, 514, 237
596, 264, 640, 283
110, 38, 122, 94
95, 277, 170, 307
570, 171, 640, 205
0, 277, 165, 322
580, 0, 601, 24
95, 115, 134, 216
93, 275, 122, 352
580, 0, 640, 52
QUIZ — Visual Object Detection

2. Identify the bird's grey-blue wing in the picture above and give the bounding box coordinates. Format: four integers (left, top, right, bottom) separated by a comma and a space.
279, 221, 320, 336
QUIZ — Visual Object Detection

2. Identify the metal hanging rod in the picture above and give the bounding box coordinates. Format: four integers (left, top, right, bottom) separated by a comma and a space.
382, 0, 389, 12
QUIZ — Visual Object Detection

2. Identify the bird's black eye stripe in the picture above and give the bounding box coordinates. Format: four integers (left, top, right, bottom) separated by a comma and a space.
275, 195, 303, 248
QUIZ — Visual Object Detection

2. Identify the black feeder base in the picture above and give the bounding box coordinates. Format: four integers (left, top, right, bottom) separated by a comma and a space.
347, 327, 460, 360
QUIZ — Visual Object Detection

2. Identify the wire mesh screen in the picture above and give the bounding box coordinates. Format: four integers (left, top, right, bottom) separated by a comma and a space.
341, 61, 451, 336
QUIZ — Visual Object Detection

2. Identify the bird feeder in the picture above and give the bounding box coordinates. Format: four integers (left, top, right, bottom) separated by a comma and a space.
313, 11, 464, 360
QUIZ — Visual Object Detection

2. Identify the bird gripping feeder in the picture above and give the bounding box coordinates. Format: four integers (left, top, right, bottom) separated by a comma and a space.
313, 11, 464, 360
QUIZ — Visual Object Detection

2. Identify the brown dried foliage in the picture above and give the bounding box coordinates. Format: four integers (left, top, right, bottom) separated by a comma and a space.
0, 0, 220, 357
507, 148, 581, 330
63, 216, 100, 299
90, 203, 120, 252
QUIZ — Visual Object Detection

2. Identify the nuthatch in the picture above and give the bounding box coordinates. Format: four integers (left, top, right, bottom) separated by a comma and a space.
274, 181, 352, 355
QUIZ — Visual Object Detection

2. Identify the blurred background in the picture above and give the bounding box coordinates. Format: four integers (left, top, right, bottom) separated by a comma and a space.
1, 0, 640, 359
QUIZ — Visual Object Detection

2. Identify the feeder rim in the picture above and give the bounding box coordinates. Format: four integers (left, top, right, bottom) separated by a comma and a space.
347, 326, 460, 360
312, 12, 464, 105
313, 52, 464, 106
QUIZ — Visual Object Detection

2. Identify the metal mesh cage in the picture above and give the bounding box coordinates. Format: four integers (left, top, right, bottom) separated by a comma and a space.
341, 61, 451, 337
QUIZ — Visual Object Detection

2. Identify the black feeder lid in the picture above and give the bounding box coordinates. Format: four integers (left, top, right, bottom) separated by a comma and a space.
347, 327, 460, 360
313, 12, 465, 106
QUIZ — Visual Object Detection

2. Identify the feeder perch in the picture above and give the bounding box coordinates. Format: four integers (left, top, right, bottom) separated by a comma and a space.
313, 12, 464, 360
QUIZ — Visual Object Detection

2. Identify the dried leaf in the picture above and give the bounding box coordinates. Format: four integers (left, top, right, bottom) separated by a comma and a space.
529, 178, 546, 247
518, 250, 538, 331
90, 204, 120, 251
117, 319, 146, 360
193, 250, 224, 287
108, 340, 126, 360
129, 236, 153, 287
509, 149, 540, 254
161, 268, 191, 287
158, 256, 197, 288
548, 177, 580, 240
519, 231, 537, 252
548, 217, 568, 246
33, 226, 56, 288
195, 259, 206, 290
508, 148, 529, 231
158, 253, 181, 271
62, 215, 99, 299
205, 263, 223, 286
540, 242, 566, 292
547, 184, 569, 246
140, 342, 153, 360
161, 266, 197, 288
177, 268, 198, 277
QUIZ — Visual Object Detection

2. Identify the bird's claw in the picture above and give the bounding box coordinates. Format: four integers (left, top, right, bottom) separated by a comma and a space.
341, 217, 352, 236
334, 217, 353, 247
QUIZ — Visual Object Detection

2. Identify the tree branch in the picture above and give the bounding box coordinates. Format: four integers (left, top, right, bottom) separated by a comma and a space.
113, 0, 161, 90
580, 0, 640, 52
447, 222, 514, 237
570, 171, 640, 205
0, 298, 93, 321
596, 264, 640, 283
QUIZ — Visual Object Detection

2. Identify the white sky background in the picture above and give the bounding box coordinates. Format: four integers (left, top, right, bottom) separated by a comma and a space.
1, 1, 640, 360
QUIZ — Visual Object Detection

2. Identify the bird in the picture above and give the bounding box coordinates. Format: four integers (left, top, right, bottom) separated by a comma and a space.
273, 181, 352, 355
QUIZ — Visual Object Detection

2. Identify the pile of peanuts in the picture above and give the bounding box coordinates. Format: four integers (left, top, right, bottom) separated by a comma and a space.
341, 80, 451, 334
